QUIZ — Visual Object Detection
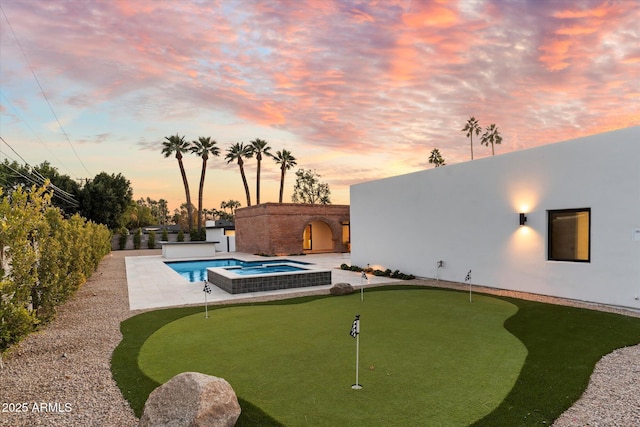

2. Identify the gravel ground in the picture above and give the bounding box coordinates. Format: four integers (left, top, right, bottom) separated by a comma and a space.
0, 250, 144, 427
1, 251, 638, 426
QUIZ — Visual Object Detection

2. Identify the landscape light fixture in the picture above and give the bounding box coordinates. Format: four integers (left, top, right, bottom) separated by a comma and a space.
519, 213, 527, 226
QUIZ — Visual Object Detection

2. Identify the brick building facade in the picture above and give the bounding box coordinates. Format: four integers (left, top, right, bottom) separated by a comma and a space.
235, 203, 350, 255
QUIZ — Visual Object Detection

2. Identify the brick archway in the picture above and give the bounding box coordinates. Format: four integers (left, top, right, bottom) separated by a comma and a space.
235, 203, 350, 255
300, 217, 340, 253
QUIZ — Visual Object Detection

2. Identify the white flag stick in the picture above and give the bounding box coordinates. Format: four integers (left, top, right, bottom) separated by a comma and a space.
203, 281, 210, 318
351, 314, 362, 389
354, 333, 361, 388
360, 271, 368, 302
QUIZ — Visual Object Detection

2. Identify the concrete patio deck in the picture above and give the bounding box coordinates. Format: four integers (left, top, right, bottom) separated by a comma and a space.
125, 252, 398, 310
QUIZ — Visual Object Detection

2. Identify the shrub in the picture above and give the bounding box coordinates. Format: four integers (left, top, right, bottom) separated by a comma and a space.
0, 184, 110, 351
161, 228, 168, 241
133, 228, 142, 249
343, 263, 414, 281
189, 228, 203, 241
177, 230, 185, 242
147, 231, 156, 249
118, 228, 128, 250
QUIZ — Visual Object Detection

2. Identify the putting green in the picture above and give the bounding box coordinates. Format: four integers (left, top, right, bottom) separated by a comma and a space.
138, 289, 526, 426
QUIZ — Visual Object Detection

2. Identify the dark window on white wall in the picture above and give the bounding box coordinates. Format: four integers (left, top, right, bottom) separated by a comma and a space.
548, 208, 591, 262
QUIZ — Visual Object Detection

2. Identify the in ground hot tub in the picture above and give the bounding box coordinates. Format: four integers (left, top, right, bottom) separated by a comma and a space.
207, 263, 331, 294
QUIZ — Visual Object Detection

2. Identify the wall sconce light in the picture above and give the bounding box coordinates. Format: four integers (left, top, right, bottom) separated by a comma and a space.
519, 213, 527, 226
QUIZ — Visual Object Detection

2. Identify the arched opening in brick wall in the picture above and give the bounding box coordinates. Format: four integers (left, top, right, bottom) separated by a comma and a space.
302, 219, 333, 252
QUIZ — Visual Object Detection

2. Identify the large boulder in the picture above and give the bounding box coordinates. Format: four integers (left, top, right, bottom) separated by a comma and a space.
330, 282, 355, 296
139, 372, 241, 427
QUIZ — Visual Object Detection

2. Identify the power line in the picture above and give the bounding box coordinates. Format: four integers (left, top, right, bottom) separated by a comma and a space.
0, 159, 80, 208
0, 4, 92, 177
0, 137, 79, 207
0, 135, 79, 200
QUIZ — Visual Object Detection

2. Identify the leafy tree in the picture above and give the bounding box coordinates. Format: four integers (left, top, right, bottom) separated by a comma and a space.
190, 136, 220, 232
225, 142, 253, 207
78, 172, 133, 230
273, 149, 297, 203
134, 197, 169, 225
428, 148, 446, 167
0, 160, 80, 215
292, 169, 331, 205
156, 199, 169, 225
480, 124, 503, 155
248, 138, 272, 205
461, 116, 481, 160
161, 134, 194, 230
124, 199, 155, 229
172, 203, 196, 231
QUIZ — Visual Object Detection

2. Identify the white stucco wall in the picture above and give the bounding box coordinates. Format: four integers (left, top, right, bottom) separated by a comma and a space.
205, 227, 236, 252
350, 127, 640, 309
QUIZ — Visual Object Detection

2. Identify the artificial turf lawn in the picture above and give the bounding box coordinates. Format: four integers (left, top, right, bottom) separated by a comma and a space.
137, 289, 525, 426
112, 286, 640, 426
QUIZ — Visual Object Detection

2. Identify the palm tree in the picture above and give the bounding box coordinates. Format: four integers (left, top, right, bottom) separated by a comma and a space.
226, 200, 241, 217
461, 116, 481, 160
161, 134, 194, 230
480, 124, 503, 156
190, 136, 220, 232
219, 199, 241, 220
248, 138, 272, 205
225, 142, 253, 207
273, 149, 297, 203
428, 148, 446, 167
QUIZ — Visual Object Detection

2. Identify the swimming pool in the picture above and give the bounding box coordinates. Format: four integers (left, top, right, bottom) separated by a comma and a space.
165, 258, 309, 282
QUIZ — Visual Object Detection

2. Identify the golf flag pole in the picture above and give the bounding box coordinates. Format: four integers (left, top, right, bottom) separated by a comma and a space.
203, 281, 212, 318
360, 271, 368, 301
350, 314, 362, 389
465, 270, 472, 303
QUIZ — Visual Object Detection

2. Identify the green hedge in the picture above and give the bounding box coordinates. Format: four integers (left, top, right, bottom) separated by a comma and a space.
0, 184, 111, 351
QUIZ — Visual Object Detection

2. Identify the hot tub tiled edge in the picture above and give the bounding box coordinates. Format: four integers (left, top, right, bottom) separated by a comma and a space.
207, 266, 332, 294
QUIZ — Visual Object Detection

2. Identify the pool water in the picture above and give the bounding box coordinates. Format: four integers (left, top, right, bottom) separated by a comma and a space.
165, 258, 308, 282
229, 264, 306, 275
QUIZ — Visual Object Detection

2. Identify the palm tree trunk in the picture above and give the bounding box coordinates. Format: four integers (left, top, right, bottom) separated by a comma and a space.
470, 135, 474, 160
178, 158, 193, 230
197, 159, 207, 232
239, 161, 251, 206
491, 142, 495, 156
256, 154, 261, 205
279, 166, 285, 203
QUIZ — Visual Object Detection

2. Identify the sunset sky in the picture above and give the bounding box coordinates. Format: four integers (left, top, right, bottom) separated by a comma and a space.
1, 0, 638, 211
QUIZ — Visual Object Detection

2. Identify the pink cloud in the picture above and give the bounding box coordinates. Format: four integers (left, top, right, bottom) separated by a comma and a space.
1, 0, 638, 208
